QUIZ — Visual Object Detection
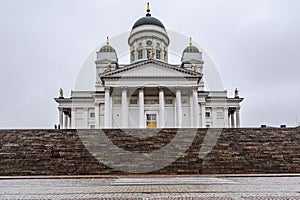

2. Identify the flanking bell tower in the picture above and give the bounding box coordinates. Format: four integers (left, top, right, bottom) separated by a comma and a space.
181, 37, 205, 90
95, 37, 118, 90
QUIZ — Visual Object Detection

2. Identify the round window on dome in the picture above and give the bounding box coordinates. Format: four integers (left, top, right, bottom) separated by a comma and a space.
146, 40, 152, 46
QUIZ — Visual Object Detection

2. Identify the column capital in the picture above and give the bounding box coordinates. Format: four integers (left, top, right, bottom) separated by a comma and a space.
158, 86, 164, 91
104, 86, 110, 91
139, 87, 144, 91
192, 86, 198, 91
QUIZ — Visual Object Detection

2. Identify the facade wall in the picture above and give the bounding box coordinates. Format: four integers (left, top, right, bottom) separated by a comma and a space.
59, 93, 238, 129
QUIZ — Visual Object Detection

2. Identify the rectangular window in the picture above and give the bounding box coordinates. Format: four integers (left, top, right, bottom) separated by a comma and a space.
113, 99, 121, 105
146, 114, 157, 128
156, 50, 161, 59
157, 43, 160, 47
90, 125, 95, 129
90, 112, 95, 118
205, 112, 211, 118
131, 50, 135, 62
138, 42, 142, 47
130, 98, 137, 105
206, 124, 211, 128
145, 99, 159, 104
166, 99, 173, 104
138, 49, 143, 59
217, 111, 223, 119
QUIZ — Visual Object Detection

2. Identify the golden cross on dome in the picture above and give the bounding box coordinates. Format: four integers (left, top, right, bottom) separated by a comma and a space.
189, 37, 193, 46
146, 2, 151, 16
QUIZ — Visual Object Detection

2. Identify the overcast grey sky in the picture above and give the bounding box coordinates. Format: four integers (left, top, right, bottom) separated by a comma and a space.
0, 0, 299, 128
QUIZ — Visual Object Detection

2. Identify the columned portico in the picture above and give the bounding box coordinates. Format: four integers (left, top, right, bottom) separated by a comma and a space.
176, 87, 182, 128
121, 87, 128, 128
159, 87, 165, 128
104, 87, 111, 128
138, 87, 144, 128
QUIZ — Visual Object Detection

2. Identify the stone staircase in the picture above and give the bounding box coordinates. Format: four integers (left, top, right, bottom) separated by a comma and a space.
0, 127, 299, 175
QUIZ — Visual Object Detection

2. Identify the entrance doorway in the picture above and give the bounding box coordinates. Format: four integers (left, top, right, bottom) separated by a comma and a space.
146, 113, 157, 128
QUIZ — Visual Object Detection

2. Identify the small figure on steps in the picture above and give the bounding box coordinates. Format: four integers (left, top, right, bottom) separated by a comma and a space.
50, 146, 55, 158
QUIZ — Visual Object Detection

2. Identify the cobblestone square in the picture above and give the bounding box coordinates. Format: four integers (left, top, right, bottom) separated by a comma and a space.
0, 176, 299, 199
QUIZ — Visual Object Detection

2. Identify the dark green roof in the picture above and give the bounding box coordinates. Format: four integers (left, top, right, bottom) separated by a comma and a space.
183, 45, 200, 53
99, 44, 116, 53
132, 16, 165, 29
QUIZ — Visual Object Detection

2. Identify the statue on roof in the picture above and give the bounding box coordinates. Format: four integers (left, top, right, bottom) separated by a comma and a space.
235, 88, 239, 98
59, 88, 64, 98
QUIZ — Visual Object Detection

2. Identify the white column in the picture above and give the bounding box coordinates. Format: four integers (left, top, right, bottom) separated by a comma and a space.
139, 87, 144, 128
71, 108, 76, 129
95, 103, 100, 128
68, 115, 71, 128
201, 103, 206, 128
109, 95, 112, 127
121, 87, 128, 128
230, 111, 235, 128
176, 88, 182, 128
236, 108, 240, 128
224, 107, 229, 128
99, 104, 104, 128
85, 108, 89, 129
159, 87, 165, 128
189, 91, 194, 128
192, 88, 199, 128
104, 87, 110, 128
63, 112, 68, 129
58, 108, 63, 129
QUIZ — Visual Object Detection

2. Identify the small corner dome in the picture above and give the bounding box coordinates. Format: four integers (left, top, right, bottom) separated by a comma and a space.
183, 45, 200, 53
99, 44, 116, 53
183, 37, 200, 53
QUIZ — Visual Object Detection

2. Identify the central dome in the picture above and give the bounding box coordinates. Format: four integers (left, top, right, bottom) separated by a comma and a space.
132, 16, 165, 29
132, 2, 165, 30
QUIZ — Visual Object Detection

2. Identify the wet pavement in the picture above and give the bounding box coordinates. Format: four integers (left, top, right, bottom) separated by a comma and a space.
0, 176, 299, 199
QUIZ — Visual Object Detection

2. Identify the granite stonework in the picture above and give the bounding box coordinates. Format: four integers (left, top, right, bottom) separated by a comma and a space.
0, 128, 299, 175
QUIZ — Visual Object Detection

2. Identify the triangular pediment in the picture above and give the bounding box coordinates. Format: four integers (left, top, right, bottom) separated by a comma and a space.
101, 60, 201, 78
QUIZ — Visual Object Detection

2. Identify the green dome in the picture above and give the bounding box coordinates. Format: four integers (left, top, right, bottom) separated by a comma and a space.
99, 44, 116, 53
132, 16, 165, 29
183, 45, 200, 53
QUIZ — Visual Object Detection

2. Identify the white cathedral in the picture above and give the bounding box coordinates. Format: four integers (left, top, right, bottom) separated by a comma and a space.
55, 3, 243, 129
